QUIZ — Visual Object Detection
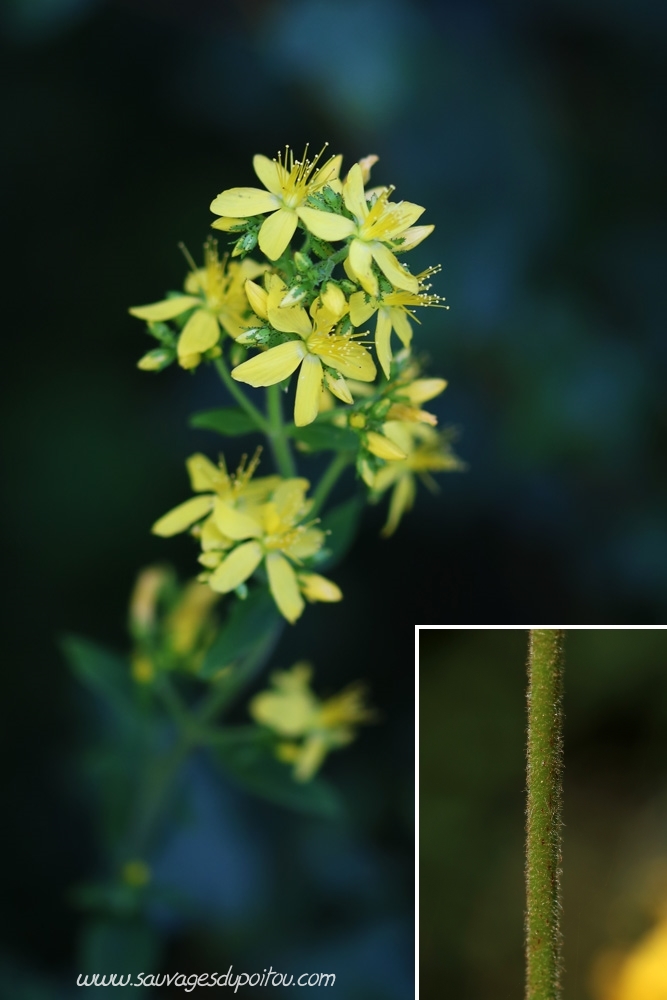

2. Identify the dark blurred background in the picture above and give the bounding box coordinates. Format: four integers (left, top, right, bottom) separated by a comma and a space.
421, 628, 667, 1000
0, 0, 665, 995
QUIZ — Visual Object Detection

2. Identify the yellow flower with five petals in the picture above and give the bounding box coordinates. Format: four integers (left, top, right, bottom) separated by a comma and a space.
210, 147, 342, 261
297, 163, 432, 296
232, 289, 376, 427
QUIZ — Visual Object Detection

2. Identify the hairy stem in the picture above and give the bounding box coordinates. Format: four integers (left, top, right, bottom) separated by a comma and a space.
266, 383, 297, 478
525, 629, 565, 1000
214, 355, 270, 434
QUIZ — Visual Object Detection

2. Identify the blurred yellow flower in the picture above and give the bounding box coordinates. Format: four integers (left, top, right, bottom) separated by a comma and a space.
210, 147, 342, 260
368, 421, 463, 536
200, 479, 342, 624
151, 451, 279, 542
592, 918, 667, 1000
249, 663, 374, 781
129, 242, 263, 369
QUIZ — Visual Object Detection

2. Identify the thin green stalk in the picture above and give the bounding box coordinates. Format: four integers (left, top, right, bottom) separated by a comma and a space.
526, 629, 565, 1000
122, 735, 191, 861
214, 355, 270, 434
309, 451, 353, 518
266, 383, 297, 478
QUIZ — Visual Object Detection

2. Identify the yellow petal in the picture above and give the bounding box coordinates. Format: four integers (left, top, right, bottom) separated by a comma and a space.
266, 552, 305, 624
324, 371, 353, 404
187, 453, 227, 493
375, 308, 393, 379
178, 352, 201, 370
298, 573, 343, 603
296, 207, 356, 242
271, 478, 311, 522
286, 527, 326, 561
405, 378, 447, 404
151, 494, 214, 537
294, 354, 323, 427
381, 474, 416, 537
258, 208, 298, 260
232, 340, 306, 387
314, 340, 377, 382
348, 239, 378, 296
177, 310, 220, 358
129, 296, 200, 321
244, 279, 269, 320
357, 154, 379, 185
342, 163, 368, 222
392, 224, 434, 251
208, 541, 263, 593
370, 243, 419, 293
210, 216, 249, 232
366, 201, 424, 241
210, 187, 280, 218
293, 735, 329, 782
267, 279, 312, 337
366, 430, 407, 460
320, 282, 347, 317
391, 307, 413, 348
213, 499, 262, 540
250, 687, 318, 736
252, 154, 285, 196
349, 290, 376, 327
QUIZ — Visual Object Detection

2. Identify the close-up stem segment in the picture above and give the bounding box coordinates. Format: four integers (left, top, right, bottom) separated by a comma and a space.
525, 629, 565, 1000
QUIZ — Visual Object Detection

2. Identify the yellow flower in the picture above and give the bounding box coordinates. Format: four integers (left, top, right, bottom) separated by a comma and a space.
249, 663, 374, 781
165, 580, 220, 657
592, 918, 667, 1000
349, 274, 445, 378
151, 451, 279, 543
368, 421, 463, 537
232, 292, 376, 427
200, 479, 342, 624
129, 242, 264, 369
210, 147, 342, 261
297, 163, 432, 296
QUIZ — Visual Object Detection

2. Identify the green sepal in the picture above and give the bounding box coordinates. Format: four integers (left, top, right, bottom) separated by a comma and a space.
198, 587, 281, 681
210, 728, 342, 818
189, 407, 257, 437
290, 423, 357, 453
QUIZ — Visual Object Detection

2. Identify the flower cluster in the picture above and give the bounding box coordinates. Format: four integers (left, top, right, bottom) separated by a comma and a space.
129, 145, 460, 542
249, 662, 374, 781
151, 452, 341, 624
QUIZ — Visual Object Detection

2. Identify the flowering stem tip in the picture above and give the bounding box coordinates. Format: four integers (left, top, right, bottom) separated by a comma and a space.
525, 629, 565, 1000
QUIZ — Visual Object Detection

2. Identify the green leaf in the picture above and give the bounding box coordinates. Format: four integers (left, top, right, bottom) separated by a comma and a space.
290, 422, 357, 453
198, 587, 282, 681
190, 407, 257, 436
317, 495, 364, 569
60, 635, 135, 721
211, 729, 342, 818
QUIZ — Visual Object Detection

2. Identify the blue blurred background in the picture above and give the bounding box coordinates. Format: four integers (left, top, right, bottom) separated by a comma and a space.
0, 0, 664, 995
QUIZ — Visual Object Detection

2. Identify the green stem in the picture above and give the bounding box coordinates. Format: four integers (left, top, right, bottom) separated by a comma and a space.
266, 383, 297, 478
309, 451, 353, 518
214, 355, 270, 434
526, 629, 565, 1000
122, 734, 191, 861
